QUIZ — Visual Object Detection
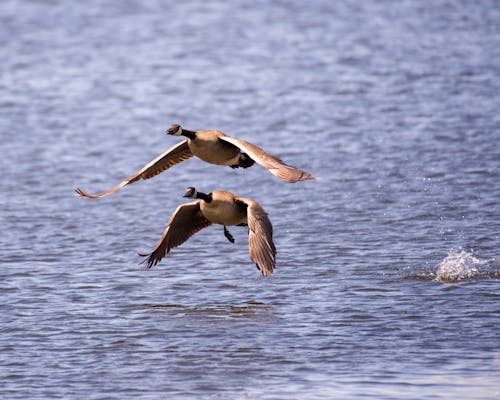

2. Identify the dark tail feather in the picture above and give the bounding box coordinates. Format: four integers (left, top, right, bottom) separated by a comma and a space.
239, 153, 255, 168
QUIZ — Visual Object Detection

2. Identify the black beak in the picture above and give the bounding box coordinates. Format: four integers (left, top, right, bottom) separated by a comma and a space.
166, 128, 175, 135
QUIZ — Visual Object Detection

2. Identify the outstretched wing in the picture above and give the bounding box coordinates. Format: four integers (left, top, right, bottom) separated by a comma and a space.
139, 201, 212, 269
219, 135, 316, 183
75, 140, 193, 198
236, 197, 276, 277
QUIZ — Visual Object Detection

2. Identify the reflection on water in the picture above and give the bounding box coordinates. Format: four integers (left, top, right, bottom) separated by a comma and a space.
142, 301, 277, 319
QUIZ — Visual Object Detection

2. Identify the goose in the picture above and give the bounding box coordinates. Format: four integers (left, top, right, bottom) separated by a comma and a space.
139, 187, 276, 277
75, 124, 316, 198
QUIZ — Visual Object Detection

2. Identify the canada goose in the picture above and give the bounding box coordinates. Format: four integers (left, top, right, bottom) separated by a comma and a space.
139, 187, 276, 277
75, 124, 316, 198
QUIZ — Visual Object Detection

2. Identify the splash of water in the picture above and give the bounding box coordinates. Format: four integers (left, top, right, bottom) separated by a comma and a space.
434, 251, 488, 282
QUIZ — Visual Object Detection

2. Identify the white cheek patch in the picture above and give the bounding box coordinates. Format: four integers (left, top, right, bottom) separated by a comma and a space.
176, 127, 183, 136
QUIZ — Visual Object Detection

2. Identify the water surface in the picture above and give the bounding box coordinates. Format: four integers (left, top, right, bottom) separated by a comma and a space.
1, 1, 499, 399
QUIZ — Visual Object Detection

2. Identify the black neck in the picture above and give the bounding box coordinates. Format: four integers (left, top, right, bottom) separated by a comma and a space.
181, 129, 196, 140
196, 191, 212, 203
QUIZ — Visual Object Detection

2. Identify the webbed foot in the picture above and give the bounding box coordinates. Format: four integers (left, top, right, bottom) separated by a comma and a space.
224, 226, 235, 243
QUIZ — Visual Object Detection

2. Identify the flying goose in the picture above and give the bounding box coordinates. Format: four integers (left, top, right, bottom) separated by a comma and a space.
75, 124, 316, 198
139, 187, 276, 277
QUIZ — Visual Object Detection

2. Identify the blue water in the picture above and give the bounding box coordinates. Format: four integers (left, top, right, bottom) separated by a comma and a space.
1, 1, 499, 399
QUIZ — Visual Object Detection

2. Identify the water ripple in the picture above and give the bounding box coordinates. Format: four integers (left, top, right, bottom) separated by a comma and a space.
1, 1, 500, 399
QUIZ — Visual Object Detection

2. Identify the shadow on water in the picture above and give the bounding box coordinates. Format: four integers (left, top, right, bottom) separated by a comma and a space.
406, 250, 500, 283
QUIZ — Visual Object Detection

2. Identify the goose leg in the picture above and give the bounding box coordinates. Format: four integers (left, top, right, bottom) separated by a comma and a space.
223, 226, 235, 243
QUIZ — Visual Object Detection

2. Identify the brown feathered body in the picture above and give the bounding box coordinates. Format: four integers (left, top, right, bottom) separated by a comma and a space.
75, 126, 315, 198
141, 189, 276, 277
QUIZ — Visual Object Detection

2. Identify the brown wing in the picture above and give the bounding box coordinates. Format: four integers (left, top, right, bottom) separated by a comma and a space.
236, 197, 276, 277
139, 201, 212, 269
219, 135, 316, 183
75, 140, 193, 198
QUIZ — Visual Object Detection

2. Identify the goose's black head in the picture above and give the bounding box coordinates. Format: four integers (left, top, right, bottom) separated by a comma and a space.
183, 186, 197, 198
183, 186, 212, 203
167, 124, 182, 136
